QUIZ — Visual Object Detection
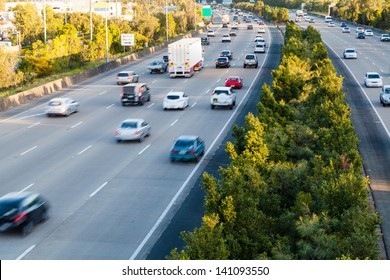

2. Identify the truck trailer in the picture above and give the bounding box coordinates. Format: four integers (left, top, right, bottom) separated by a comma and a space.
168, 38, 203, 78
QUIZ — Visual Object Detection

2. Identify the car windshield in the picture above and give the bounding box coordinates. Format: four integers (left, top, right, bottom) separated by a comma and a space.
175, 139, 195, 148
214, 90, 230, 95
221, 51, 229, 55
218, 58, 227, 62
49, 101, 62, 106
368, 74, 380, 79
150, 61, 161, 65
167, 95, 180, 100
118, 73, 130, 77
121, 122, 137, 129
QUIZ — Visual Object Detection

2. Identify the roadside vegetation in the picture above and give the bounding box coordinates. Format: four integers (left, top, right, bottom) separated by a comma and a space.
169, 21, 380, 260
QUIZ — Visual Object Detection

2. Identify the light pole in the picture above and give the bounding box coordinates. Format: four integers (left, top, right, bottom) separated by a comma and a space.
165, 0, 169, 43
194, 0, 197, 31
43, 0, 47, 44
105, 0, 109, 63
90, 0, 93, 40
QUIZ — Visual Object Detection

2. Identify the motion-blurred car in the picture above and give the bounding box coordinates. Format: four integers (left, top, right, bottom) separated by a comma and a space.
222, 23, 228, 28
225, 76, 243, 89
163, 91, 189, 110
364, 72, 383, 88
243, 53, 258, 68
255, 37, 266, 46
121, 83, 151, 106
356, 27, 364, 33
309, 18, 315, 23
170, 135, 205, 162
343, 48, 357, 59
380, 34, 390, 41
222, 34, 231, 42
115, 119, 151, 142
116, 71, 139, 85
220, 50, 233, 60
210, 86, 236, 109
147, 60, 168, 74
380, 85, 390, 106
342, 27, 351, 33
216, 57, 230, 68
0, 192, 50, 236
201, 36, 210, 45
254, 35, 263, 41
364, 29, 374, 36
207, 30, 215, 37
46, 97, 79, 117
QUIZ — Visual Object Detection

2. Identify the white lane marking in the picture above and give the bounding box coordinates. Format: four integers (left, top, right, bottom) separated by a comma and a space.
28, 122, 40, 128
20, 146, 37, 156
19, 183, 35, 193
216, 78, 221, 83
71, 121, 83, 128
16, 245, 36, 260
191, 102, 197, 108
205, 89, 210, 94
106, 104, 114, 109
90, 182, 108, 197
129, 28, 272, 260
77, 145, 92, 155
170, 119, 178, 126
183, 79, 189, 83
225, 69, 229, 74
20, 113, 46, 120
147, 103, 155, 108
99, 91, 107, 95
152, 80, 158, 84
138, 144, 151, 155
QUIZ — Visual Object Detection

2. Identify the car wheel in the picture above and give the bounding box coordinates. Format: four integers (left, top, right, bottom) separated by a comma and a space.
255, 63, 258, 68
148, 95, 151, 102
211, 104, 215, 109
65, 109, 71, 117
47, 113, 51, 117
116, 139, 121, 143
243, 64, 246, 68
40, 209, 50, 223
139, 135, 144, 142
22, 221, 33, 236
139, 99, 144, 106
146, 129, 151, 137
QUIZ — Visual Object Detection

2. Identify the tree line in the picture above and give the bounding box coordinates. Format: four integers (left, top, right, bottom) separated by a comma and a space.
0, 0, 198, 96
169, 21, 380, 260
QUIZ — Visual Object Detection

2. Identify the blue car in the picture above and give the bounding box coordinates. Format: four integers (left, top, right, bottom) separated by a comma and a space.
170, 135, 205, 162
340, 22, 347, 27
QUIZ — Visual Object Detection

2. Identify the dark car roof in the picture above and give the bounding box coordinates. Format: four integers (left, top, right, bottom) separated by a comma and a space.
0, 192, 36, 202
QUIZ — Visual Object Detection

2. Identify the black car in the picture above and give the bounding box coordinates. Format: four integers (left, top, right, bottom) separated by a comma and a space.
220, 50, 233, 60
162, 55, 169, 63
216, 57, 230, 68
356, 32, 366, 39
201, 36, 210, 45
0, 192, 50, 236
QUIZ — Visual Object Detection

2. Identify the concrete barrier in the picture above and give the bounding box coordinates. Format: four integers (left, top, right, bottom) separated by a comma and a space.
0, 30, 205, 112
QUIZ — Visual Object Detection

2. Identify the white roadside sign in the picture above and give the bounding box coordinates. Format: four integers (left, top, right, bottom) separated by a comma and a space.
121, 34, 135, 46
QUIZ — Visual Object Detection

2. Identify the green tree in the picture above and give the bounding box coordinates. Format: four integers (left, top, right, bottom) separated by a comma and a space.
11, 4, 43, 45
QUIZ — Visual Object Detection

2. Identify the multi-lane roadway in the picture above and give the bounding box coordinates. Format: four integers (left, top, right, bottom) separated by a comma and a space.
0, 16, 274, 259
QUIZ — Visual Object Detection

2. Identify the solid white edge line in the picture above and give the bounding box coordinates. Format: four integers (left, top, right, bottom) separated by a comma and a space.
138, 144, 151, 155
19, 183, 35, 193
90, 182, 108, 197
129, 26, 272, 260
324, 43, 390, 138
20, 146, 37, 156
16, 245, 36, 260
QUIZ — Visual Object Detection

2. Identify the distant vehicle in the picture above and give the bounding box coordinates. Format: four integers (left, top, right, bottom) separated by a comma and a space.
243, 53, 258, 68
340, 22, 347, 27
356, 32, 366, 39
207, 30, 215, 37
325, 16, 332, 22
255, 38, 266, 46
116, 71, 139, 85
309, 18, 315, 23
380, 34, 390, 42
147, 60, 168, 74
258, 20, 264, 25
222, 23, 228, 28
121, 83, 151, 106
342, 27, 351, 33
247, 24, 253, 30
115, 119, 151, 142
225, 76, 243, 89
168, 38, 203, 78
210, 86, 236, 109
365, 29, 374, 36
170, 135, 205, 162
220, 50, 233, 60
328, 21, 335, 27
215, 57, 230, 68
201, 36, 210, 45
254, 43, 266, 53
295, 17, 301, 23
222, 34, 231, 42
364, 72, 383, 88
229, 29, 237, 36
258, 27, 266, 33
356, 27, 365, 33
163, 91, 189, 110
46, 97, 79, 117
0, 192, 50, 236
343, 48, 357, 59
380, 85, 390, 106
162, 55, 169, 63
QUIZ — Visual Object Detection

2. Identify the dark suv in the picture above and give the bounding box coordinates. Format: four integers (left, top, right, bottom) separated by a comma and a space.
201, 36, 210, 45
216, 57, 230, 68
121, 83, 151, 106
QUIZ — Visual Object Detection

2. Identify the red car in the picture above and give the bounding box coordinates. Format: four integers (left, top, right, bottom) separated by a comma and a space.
225, 76, 243, 89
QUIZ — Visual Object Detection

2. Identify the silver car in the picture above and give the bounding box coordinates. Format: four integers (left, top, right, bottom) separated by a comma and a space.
364, 72, 383, 88
380, 85, 390, 107
115, 119, 151, 142
46, 97, 79, 117
116, 71, 139, 85
343, 48, 357, 59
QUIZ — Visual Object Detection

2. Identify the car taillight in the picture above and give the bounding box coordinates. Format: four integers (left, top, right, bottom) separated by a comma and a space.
115, 130, 121, 135
14, 211, 26, 223
171, 149, 179, 154
134, 130, 140, 135
187, 150, 196, 154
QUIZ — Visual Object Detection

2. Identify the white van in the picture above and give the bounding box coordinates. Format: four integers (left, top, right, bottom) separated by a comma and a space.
325, 16, 332, 22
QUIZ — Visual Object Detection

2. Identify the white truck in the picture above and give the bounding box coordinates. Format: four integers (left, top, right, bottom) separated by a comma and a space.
222, 14, 230, 24
168, 38, 203, 78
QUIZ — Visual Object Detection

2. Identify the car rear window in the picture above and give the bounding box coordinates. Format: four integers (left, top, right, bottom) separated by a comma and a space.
346, 49, 355, 53
214, 90, 229, 95
218, 58, 228, 62
167, 95, 180, 100
175, 140, 195, 148
49, 101, 62, 106
118, 73, 130, 77
121, 122, 137, 129
229, 77, 238, 81
123, 86, 136, 93
368, 74, 380, 79
246, 55, 255, 59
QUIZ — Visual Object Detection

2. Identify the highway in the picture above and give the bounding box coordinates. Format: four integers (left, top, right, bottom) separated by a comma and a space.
0, 16, 273, 259
294, 13, 390, 258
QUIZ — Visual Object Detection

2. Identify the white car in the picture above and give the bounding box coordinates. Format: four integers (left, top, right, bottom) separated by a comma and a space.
364, 29, 373, 36
254, 35, 263, 41
207, 30, 215, 37
380, 85, 390, 107
356, 27, 364, 33
328, 21, 335, 27
364, 72, 383, 88
222, 34, 231, 42
257, 27, 266, 33
115, 119, 151, 142
163, 91, 189, 110
254, 43, 265, 53
342, 27, 351, 33
210, 86, 236, 109
46, 97, 79, 117
343, 48, 357, 59
255, 37, 266, 46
